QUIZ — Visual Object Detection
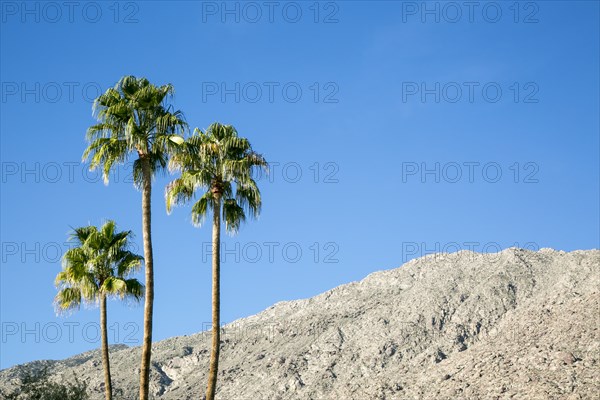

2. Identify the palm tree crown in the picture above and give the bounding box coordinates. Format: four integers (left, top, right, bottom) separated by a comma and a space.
166, 123, 268, 232
55, 220, 144, 310
82, 75, 187, 186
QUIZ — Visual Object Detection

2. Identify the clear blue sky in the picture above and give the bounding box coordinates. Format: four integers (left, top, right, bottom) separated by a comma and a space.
1, 1, 598, 369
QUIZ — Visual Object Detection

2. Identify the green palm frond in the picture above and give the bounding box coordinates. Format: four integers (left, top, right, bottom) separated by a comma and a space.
54, 220, 144, 314
166, 122, 268, 234
101, 277, 127, 296
116, 252, 143, 277
222, 199, 246, 233
55, 287, 82, 310
190, 191, 215, 227
124, 278, 144, 301
83, 76, 188, 187
165, 174, 195, 214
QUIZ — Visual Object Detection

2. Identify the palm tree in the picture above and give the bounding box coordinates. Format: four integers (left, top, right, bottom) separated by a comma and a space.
165, 123, 267, 400
55, 221, 144, 400
83, 76, 187, 400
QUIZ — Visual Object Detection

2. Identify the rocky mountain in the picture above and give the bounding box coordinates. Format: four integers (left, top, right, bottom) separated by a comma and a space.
1, 248, 598, 399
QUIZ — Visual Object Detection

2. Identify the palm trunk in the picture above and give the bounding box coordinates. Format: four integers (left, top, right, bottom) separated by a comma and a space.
205, 197, 221, 400
100, 293, 113, 400
139, 158, 154, 400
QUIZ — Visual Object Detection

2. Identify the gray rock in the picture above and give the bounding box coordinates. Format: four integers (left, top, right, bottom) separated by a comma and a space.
1, 248, 598, 399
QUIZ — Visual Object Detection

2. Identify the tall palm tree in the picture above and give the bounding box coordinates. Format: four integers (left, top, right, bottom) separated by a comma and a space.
83, 76, 187, 400
165, 123, 267, 400
55, 221, 144, 400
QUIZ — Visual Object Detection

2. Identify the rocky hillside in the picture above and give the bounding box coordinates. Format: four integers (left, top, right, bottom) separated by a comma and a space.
1, 248, 598, 399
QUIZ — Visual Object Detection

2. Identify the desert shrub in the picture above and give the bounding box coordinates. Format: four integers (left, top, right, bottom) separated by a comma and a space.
0, 366, 88, 400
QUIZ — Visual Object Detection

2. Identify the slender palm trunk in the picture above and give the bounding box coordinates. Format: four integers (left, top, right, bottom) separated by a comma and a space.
100, 293, 113, 400
139, 158, 154, 400
205, 197, 221, 400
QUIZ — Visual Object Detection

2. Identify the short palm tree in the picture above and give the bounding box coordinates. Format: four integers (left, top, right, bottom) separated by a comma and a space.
55, 221, 144, 400
83, 76, 187, 400
165, 123, 267, 400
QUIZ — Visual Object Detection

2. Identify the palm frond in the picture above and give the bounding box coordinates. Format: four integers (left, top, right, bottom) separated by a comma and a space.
191, 191, 215, 227
222, 199, 246, 234
54, 287, 82, 311
83, 75, 188, 186
165, 122, 267, 233
54, 220, 144, 313
124, 279, 144, 301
